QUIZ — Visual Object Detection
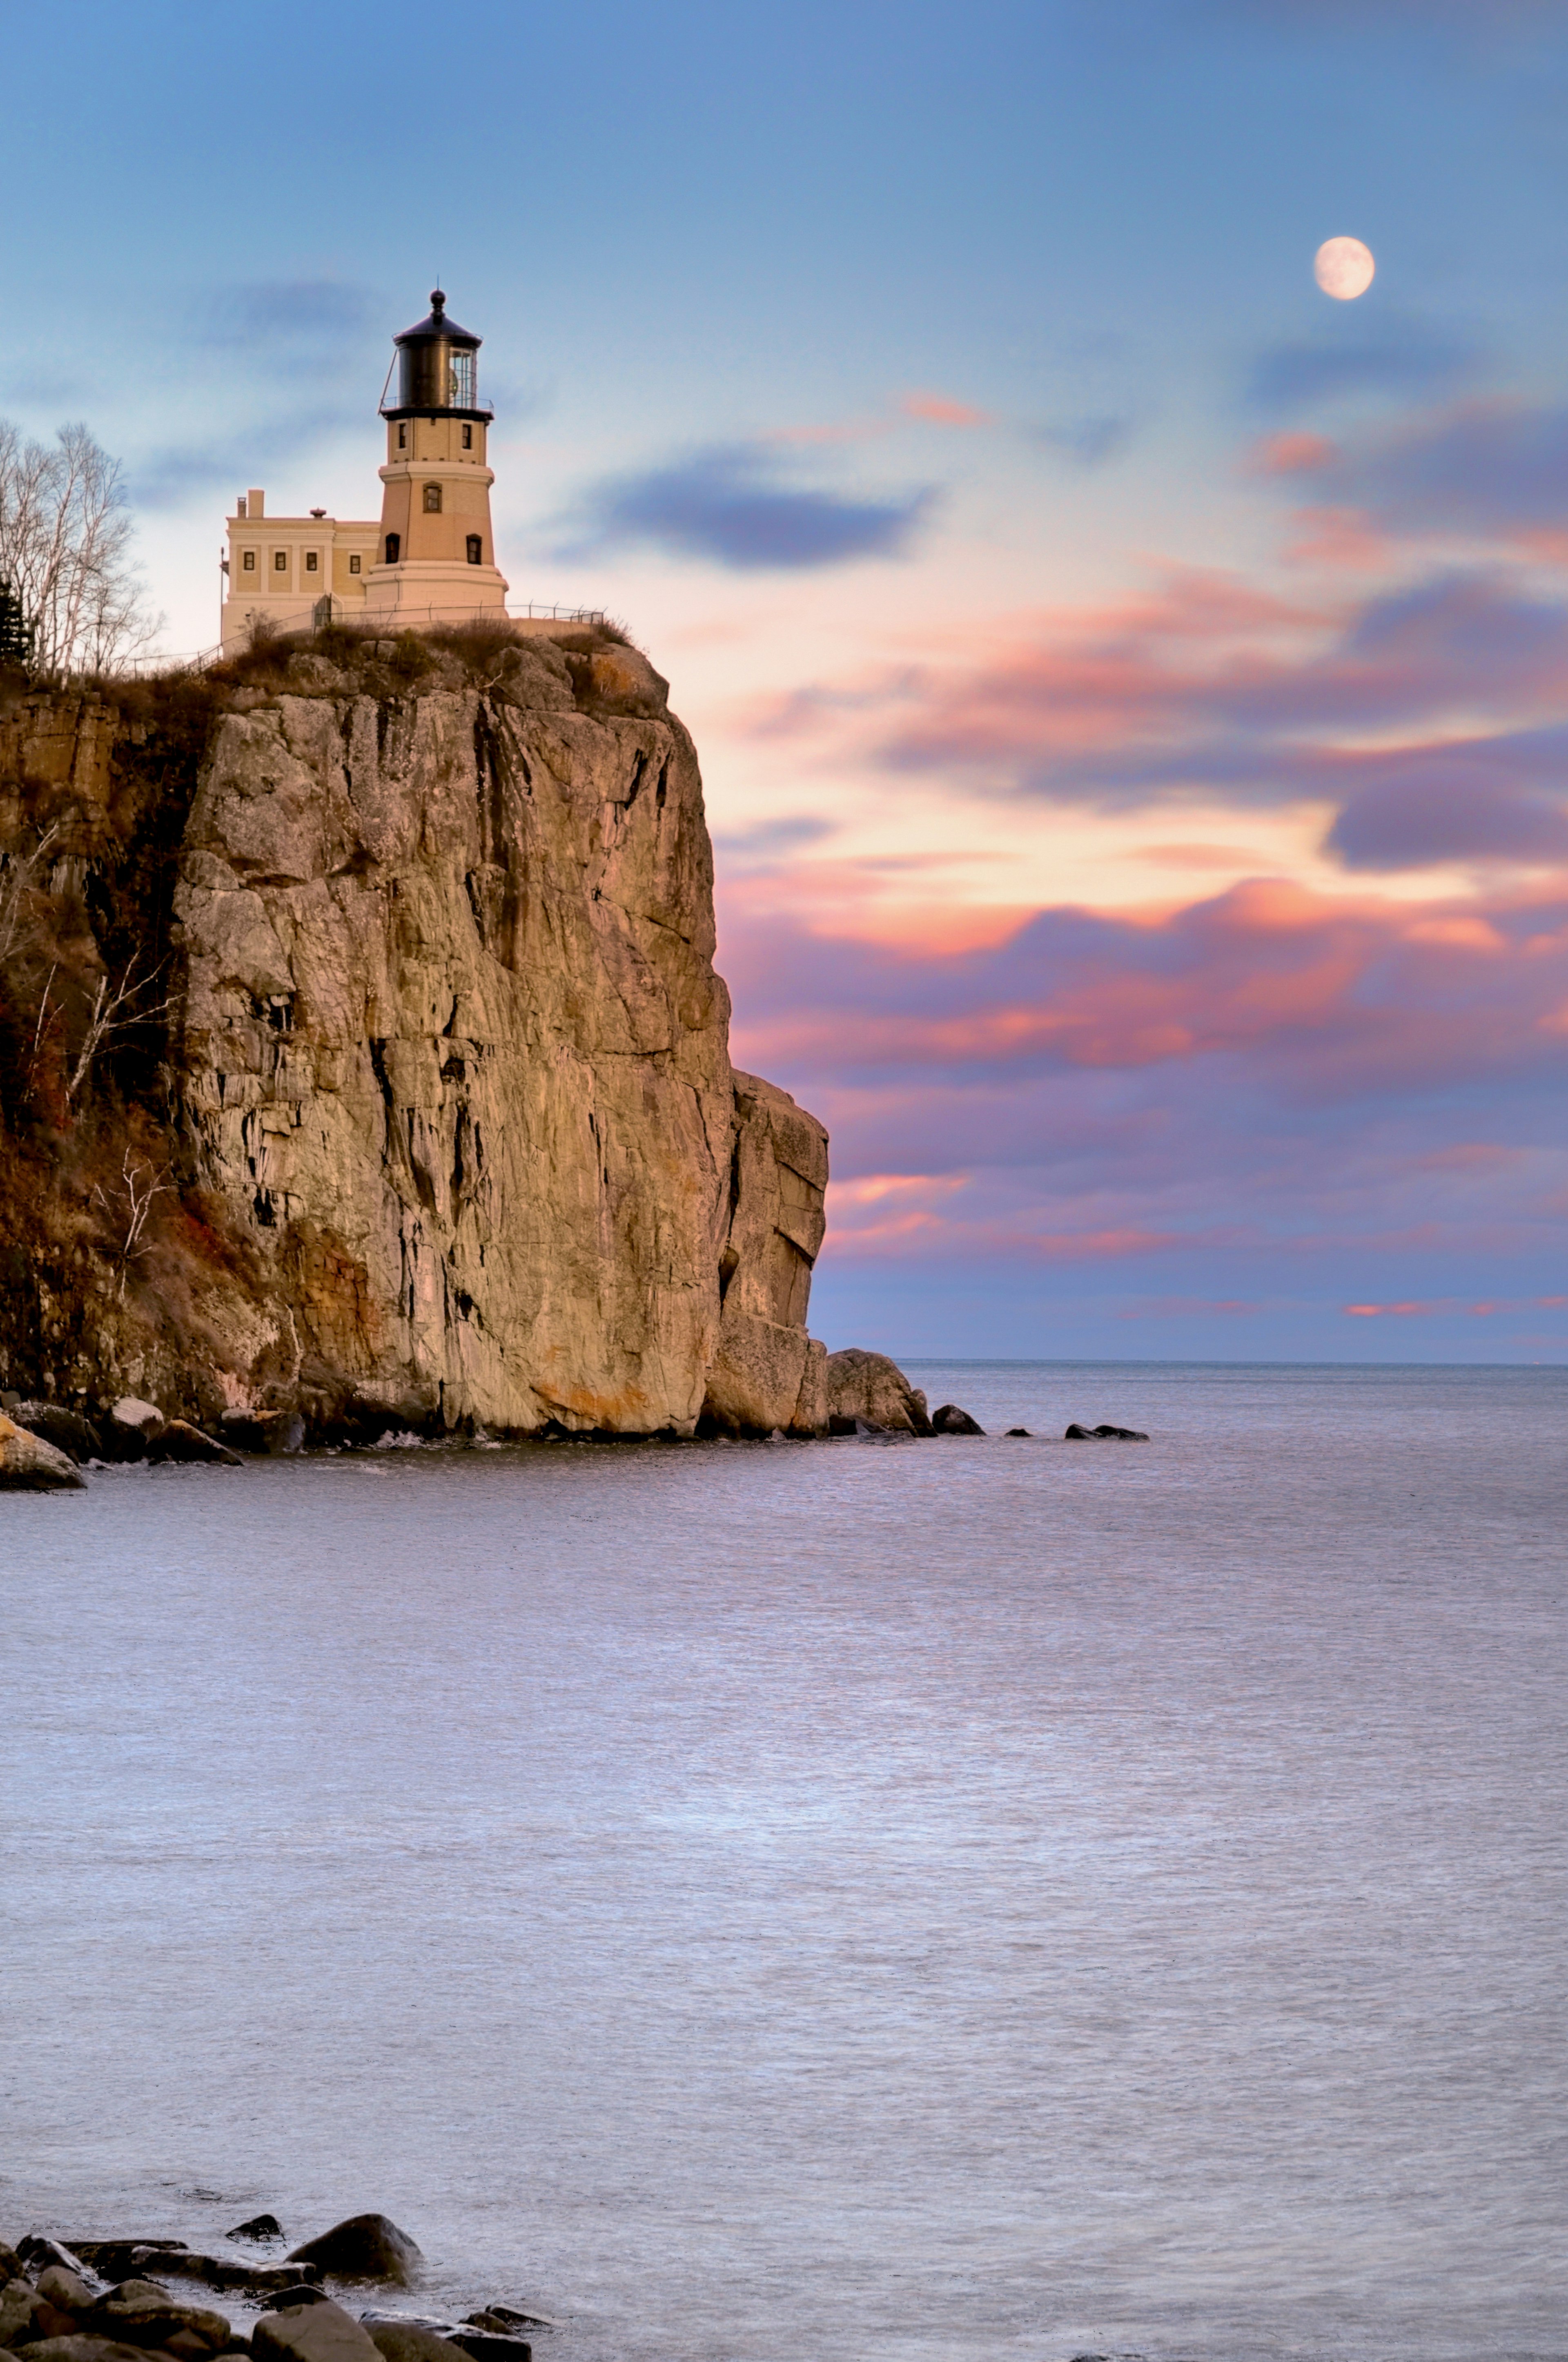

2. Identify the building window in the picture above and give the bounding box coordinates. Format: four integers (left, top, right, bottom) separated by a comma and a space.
348, 554, 361, 575
423, 483, 442, 513
385, 533, 401, 564
461, 424, 472, 451
274, 550, 288, 572
241, 550, 256, 572
305, 550, 319, 573
398, 423, 407, 449
450, 351, 475, 407
466, 535, 483, 565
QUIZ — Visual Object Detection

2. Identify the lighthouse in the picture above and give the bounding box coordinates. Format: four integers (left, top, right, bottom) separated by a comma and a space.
220, 290, 511, 649
361, 290, 508, 624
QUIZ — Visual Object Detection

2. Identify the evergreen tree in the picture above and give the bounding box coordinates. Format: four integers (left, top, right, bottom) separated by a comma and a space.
0, 575, 34, 668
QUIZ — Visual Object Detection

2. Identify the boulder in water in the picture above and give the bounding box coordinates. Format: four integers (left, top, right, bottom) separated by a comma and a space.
0, 1416, 87, 1492
823, 1349, 931, 1435
1064, 1421, 1149, 1442
286, 2221, 421, 2287
1005, 1427, 1031, 1437
98, 1400, 165, 1462
226, 2216, 285, 2245
931, 1403, 984, 1436
13, 1405, 101, 1463
147, 1420, 243, 1467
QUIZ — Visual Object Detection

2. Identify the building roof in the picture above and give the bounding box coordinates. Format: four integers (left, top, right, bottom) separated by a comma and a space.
393, 289, 481, 350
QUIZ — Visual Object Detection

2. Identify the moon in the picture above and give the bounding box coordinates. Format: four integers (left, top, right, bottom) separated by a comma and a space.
1314, 236, 1375, 300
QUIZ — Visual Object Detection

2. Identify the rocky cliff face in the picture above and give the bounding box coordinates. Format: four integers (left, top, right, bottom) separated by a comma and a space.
0, 627, 828, 1438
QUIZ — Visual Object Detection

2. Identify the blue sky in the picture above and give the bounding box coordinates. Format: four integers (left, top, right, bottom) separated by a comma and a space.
4, 0, 1566, 1358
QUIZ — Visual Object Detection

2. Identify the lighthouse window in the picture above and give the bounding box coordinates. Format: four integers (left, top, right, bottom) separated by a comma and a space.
461, 424, 473, 451
423, 483, 443, 513
348, 554, 361, 575
385, 533, 401, 564
397, 423, 407, 449
466, 535, 483, 565
241, 550, 256, 572
274, 550, 288, 572
450, 351, 475, 407
305, 550, 319, 573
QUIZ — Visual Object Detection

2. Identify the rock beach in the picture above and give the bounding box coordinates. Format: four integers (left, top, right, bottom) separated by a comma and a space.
254, 2301, 382, 2362
85, 2280, 230, 2355
1, 2220, 543, 2362
360, 2325, 473, 2362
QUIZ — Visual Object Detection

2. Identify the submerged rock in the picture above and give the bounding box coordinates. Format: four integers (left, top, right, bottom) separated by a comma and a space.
823, 1349, 931, 1435
1064, 1421, 1149, 1442
931, 1403, 984, 1436
285, 2221, 421, 2288
1005, 1427, 1031, 1437
0, 1416, 86, 1492
226, 2216, 285, 2245
58, 2250, 183, 2288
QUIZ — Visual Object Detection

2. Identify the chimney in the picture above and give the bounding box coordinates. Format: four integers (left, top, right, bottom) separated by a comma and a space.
236, 495, 247, 519
248, 488, 265, 519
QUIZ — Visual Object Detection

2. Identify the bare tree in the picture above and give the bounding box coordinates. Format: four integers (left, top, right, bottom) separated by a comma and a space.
65, 956, 169, 1102
0, 420, 163, 676
92, 1149, 175, 1295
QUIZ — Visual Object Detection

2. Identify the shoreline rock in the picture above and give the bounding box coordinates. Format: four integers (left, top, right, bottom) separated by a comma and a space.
0, 1416, 87, 1492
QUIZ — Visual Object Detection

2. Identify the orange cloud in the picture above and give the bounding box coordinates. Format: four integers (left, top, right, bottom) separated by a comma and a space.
900, 392, 991, 427
1344, 1301, 1432, 1317
1250, 431, 1337, 477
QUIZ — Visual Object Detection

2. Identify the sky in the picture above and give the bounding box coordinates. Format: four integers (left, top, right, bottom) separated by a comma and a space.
4, 0, 1567, 1361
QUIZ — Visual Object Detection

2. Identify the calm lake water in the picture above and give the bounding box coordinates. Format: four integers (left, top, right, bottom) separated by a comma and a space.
3, 1363, 1565, 2362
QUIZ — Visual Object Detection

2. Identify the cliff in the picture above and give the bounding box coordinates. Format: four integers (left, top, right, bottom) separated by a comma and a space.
0, 625, 829, 1440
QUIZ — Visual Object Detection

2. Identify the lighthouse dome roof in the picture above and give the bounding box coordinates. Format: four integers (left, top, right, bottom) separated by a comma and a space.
394, 290, 481, 350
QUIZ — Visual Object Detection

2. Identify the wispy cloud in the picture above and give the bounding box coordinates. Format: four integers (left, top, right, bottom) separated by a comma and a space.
1030, 415, 1135, 467
558, 442, 935, 570
1247, 316, 1480, 415
192, 279, 381, 347
130, 404, 363, 511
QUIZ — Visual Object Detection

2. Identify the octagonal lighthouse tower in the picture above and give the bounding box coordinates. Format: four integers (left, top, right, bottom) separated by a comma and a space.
360, 290, 508, 624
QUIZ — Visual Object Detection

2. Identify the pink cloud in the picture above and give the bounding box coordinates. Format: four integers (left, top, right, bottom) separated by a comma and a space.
900, 392, 991, 427
1344, 1301, 1432, 1316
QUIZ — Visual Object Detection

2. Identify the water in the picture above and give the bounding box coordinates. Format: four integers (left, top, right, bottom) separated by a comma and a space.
3, 1363, 1565, 2362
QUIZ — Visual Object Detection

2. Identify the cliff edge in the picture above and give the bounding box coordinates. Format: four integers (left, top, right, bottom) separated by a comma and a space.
0, 626, 829, 1439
